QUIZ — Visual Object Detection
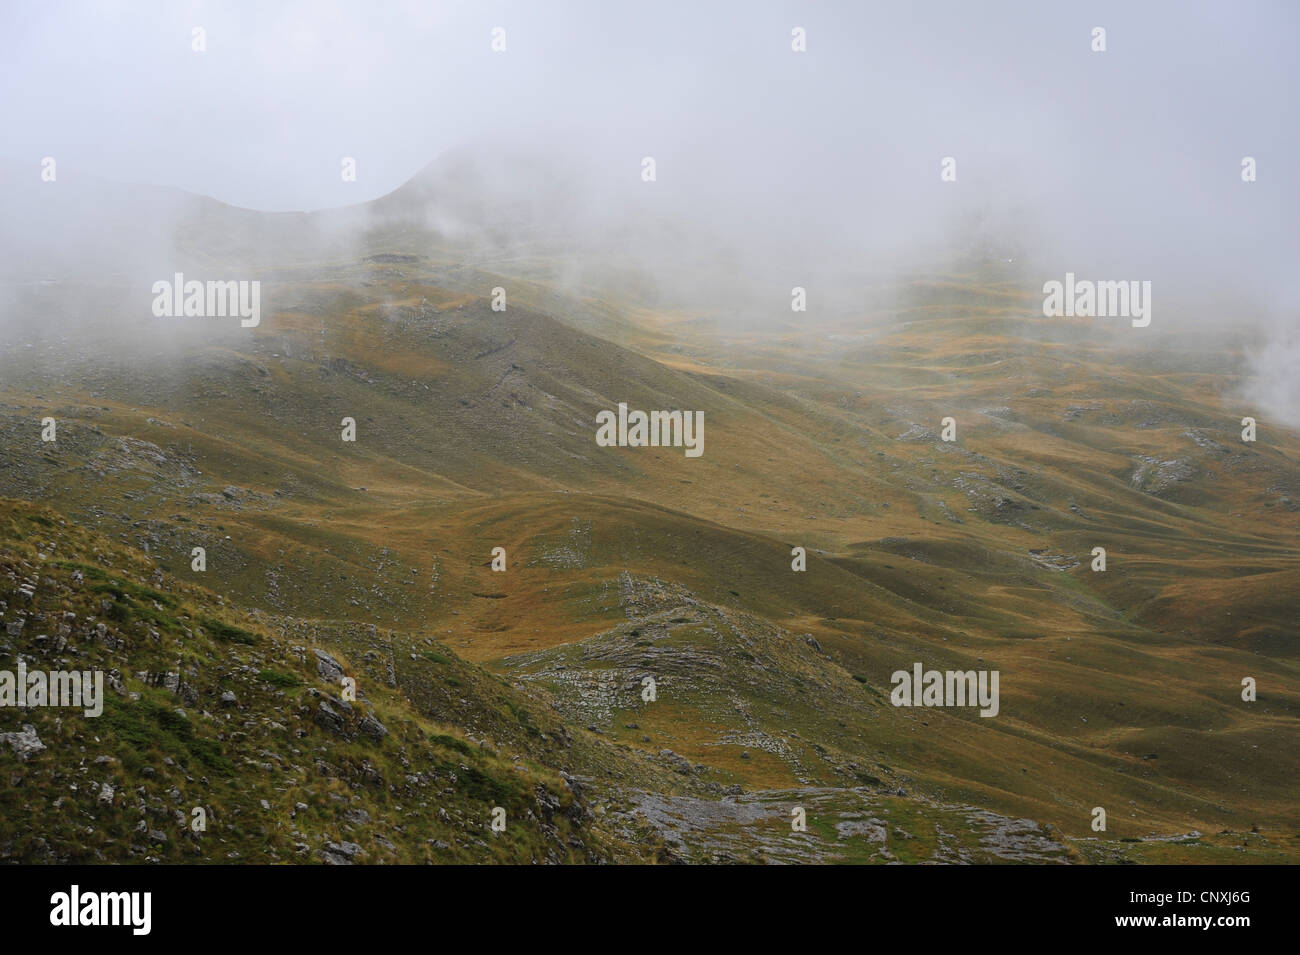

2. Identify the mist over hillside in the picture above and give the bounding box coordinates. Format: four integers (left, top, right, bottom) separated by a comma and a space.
3, 135, 1297, 424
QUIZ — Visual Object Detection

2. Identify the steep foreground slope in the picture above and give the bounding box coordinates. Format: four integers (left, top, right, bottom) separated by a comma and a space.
2, 497, 1112, 864
0, 499, 647, 863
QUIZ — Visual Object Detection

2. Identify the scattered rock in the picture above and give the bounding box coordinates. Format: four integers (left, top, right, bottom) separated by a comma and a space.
321, 841, 364, 865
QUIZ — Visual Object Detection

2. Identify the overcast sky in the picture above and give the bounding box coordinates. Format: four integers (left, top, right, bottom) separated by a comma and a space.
1, 1, 1297, 308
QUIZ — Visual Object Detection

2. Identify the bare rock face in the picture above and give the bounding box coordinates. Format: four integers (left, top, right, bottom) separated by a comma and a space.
321, 841, 364, 865
314, 648, 344, 683
357, 714, 388, 741
314, 699, 346, 735
1, 724, 46, 761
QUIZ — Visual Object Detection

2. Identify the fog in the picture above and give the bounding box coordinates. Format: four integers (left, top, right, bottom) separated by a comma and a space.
1, 1, 1297, 418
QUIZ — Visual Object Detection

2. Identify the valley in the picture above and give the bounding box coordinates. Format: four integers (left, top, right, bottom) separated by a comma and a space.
0, 166, 1296, 865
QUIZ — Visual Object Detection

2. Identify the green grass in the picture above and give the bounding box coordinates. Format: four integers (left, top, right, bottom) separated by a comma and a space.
197, 615, 259, 645
259, 668, 302, 688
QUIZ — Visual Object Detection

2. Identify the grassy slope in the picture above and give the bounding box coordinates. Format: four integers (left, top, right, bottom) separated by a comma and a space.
0, 498, 705, 863
0, 233, 1296, 862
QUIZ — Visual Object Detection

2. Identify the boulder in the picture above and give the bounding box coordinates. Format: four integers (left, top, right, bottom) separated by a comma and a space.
1, 724, 46, 761
314, 649, 344, 683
